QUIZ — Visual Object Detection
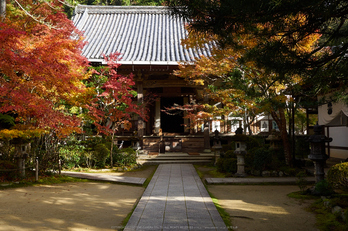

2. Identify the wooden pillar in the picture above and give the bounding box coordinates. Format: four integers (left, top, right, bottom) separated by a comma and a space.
154, 99, 161, 134
137, 79, 144, 145
184, 96, 189, 133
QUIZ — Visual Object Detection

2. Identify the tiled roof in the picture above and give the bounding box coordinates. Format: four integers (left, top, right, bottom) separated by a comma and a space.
72, 5, 213, 65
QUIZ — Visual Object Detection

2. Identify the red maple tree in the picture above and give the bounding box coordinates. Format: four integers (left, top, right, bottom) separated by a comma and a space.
86, 53, 154, 166
0, 0, 89, 138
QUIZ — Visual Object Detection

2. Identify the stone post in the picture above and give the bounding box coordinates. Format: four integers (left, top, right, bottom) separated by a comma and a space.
35, 157, 39, 182
212, 130, 222, 165
58, 159, 61, 175
308, 123, 332, 183
14, 142, 29, 178
234, 127, 248, 177
203, 120, 211, 152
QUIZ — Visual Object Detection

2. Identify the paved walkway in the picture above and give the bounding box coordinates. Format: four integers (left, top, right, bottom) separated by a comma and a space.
61, 171, 146, 185
206, 176, 315, 185
124, 164, 228, 231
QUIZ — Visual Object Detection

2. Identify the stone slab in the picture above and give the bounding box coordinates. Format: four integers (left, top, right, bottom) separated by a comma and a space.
205, 176, 316, 185
124, 164, 228, 231
61, 171, 146, 185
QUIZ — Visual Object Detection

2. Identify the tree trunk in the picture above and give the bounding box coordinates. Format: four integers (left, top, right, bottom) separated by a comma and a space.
204, 120, 210, 150
110, 131, 115, 168
271, 109, 292, 166
245, 114, 255, 136
0, 0, 6, 20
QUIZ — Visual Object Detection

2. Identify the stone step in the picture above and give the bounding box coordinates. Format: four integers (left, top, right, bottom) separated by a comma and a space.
137, 156, 213, 160
137, 152, 214, 165
137, 159, 213, 165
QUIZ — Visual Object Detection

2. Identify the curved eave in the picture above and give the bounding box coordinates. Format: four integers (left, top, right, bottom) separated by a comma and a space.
88, 59, 193, 66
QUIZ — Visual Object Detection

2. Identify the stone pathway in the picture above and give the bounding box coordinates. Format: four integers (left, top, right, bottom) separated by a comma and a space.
61, 171, 146, 185
124, 164, 228, 231
205, 176, 315, 185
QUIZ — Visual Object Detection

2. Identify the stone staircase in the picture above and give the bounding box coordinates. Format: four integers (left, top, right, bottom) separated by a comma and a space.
137, 152, 214, 165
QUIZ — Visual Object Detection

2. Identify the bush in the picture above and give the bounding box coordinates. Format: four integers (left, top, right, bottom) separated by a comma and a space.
252, 147, 271, 171
112, 147, 137, 167
0, 140, 15, 161
328, 162, 348, 191
94, 144, 110, 168
313, 179, 335, 196
223, 150, 236, 159
296, 171, 309, 193
268, 148, 285, 169
0, 160, 18, 181
247, 136, 264, 150
295, 135, 310, 159
222, 143, 234, 152
216, 157, 237, 174
59, 144, 84, 169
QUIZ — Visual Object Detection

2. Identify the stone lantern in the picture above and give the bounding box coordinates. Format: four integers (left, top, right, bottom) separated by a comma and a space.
212, 130, 222, 165
266, 129, 282, 150
308, 123, 332, 183
234, 127, 248, 177
13, 138, 30, 178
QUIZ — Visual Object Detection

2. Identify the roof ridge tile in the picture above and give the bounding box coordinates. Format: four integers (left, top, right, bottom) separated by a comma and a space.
75, 5, 172, 14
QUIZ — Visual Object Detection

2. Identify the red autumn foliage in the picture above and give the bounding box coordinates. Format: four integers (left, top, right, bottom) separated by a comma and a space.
87, 53, 150, 136
0, 0, 89, 137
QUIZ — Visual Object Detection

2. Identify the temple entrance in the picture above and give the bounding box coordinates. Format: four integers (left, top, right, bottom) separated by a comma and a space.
161, 97, 184, 134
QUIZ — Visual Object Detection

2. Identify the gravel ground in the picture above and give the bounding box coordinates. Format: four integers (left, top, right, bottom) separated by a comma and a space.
208, 185, 318, 231
0, 182, 144, 231
0, 165, 318, 231
0, 166, 156, 231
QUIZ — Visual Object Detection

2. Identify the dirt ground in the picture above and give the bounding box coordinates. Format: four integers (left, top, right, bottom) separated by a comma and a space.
196, 165, 318, 231
0, 165, 319, 231
208, 185, 318, 231
0, 166, 156, 231
0, 182, 144, 231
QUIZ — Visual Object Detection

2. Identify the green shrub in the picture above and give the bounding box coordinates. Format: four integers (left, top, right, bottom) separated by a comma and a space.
329, 196, 348, 208
247, 136, 263, 150
0, 160, 18, 181
216, 157, 237, 174
310, 199, 348, 231
295, 136, 310, 159
112, 147, 137, 167
296, 171, 309, 193
268, 148, 285, 169
328, 162, 348, 191
314, 179, 335, 196
0, 141, 15, 161
80, 151, 95, 169
59, 142, 86, 169
94, 144, 110, 168
252, 147, 271, 171
223, 150, 236, 159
